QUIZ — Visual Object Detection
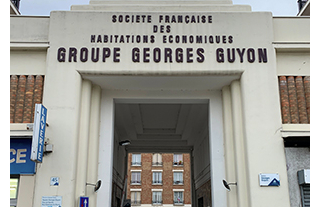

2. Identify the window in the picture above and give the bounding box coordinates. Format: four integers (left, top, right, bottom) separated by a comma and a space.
152, 153, 162, 166
10, 177, 19, 207
173, 172, 183, 185
131, 191, 141, 206
152, 172, 162, 184
132, 154, 141, 166
173, 154, 183, 166
152, 191, 162, 205
131, 172, 141, 185
174, 191, 184, 205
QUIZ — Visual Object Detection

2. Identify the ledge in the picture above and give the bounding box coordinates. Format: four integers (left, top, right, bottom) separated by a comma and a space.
281, 124, 310, 138
10, 123, 33, 137
10, 42, 49, 50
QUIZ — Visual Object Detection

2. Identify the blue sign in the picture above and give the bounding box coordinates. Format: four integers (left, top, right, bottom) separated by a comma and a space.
31, 104, 47, 163
79, 197, 89, 207
10, 138, 36, 174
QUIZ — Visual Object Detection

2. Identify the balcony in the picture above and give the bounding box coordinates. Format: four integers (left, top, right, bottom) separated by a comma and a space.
131, 200, 141, 206
152, 180, 163, 185
174, 200, 184, 205
152, 162, 163, 166
131, 162, 142, 166
131, 180, 141, 185
173, 180, 184, 185
173, 161, 183, 166
152, 200, 163, 205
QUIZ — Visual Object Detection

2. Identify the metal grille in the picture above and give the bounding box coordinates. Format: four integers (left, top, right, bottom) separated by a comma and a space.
301, 184, 310, 207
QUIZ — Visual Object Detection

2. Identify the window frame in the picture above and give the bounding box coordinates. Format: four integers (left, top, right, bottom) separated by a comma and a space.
173, 154, 183, 166
131, 171, 141, 185
132, 154, 142, 166
152, 171, 163, 185
152, 153, 163, 166
173, 191, 184, 205
152, 191, 163, 205
173, 172, 184, 185
131, 191, 141, 206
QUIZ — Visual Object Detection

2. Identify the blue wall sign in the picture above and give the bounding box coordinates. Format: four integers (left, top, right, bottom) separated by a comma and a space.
31, 104, 47, 163
79, 197, 89, 207
10, 138, 36, 174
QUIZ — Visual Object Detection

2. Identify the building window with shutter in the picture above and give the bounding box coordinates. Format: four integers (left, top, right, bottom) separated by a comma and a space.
173, 154, 183, 166
152, 153, 162, 166
298, 169, 310, 207
300, 184, 310, 207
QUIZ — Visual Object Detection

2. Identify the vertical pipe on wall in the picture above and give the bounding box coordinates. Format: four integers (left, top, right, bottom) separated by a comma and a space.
230, 80, 250, 207
87, 84, 102, 207
222, 86, 238, 207
75, 80, 92, 202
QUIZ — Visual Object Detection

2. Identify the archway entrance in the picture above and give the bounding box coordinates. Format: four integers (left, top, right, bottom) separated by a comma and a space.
83, 74, 235, 207
113, 102, 209, 207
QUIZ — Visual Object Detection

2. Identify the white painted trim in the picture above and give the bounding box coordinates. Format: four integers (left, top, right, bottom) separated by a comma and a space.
10, 124, 34, 136
130, 189, 142, 191
131, 169, 142, 172
173, 170, 184, 172
152, 170, 163, 172
281, 124, 310, 137
173, 189, 184, 192
151, 189, 163, 191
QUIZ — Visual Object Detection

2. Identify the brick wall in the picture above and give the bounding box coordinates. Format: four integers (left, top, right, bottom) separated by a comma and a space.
127, 153, 191, 205
10, 75, 44, 123
195, 180, 211, 207
278, 76, 310, 124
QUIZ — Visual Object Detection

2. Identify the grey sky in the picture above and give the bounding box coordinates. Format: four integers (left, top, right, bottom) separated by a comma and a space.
18, 0, 300, 16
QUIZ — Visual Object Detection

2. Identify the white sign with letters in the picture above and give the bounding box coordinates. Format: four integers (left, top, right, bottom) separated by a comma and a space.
41, 196, 62, 207
31, 104, 47, 163
259, 173, 280, 187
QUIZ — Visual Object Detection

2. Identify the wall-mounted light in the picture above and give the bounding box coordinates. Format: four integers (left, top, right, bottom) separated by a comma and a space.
222, 179, 237, 191
86, 180, 102, 192
119, 140, 131, 146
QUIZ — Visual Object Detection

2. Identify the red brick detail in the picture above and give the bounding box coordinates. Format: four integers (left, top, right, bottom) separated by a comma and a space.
10, 75, 19, 123
10, 75, 44, 123
295, 76, 308, 124
23, 76, 35, 123
14, 75, 26, 123
287, 76, 299, 123
279, 76, 291, 124
278, 76, 310, 124
304, 76, 310, 123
